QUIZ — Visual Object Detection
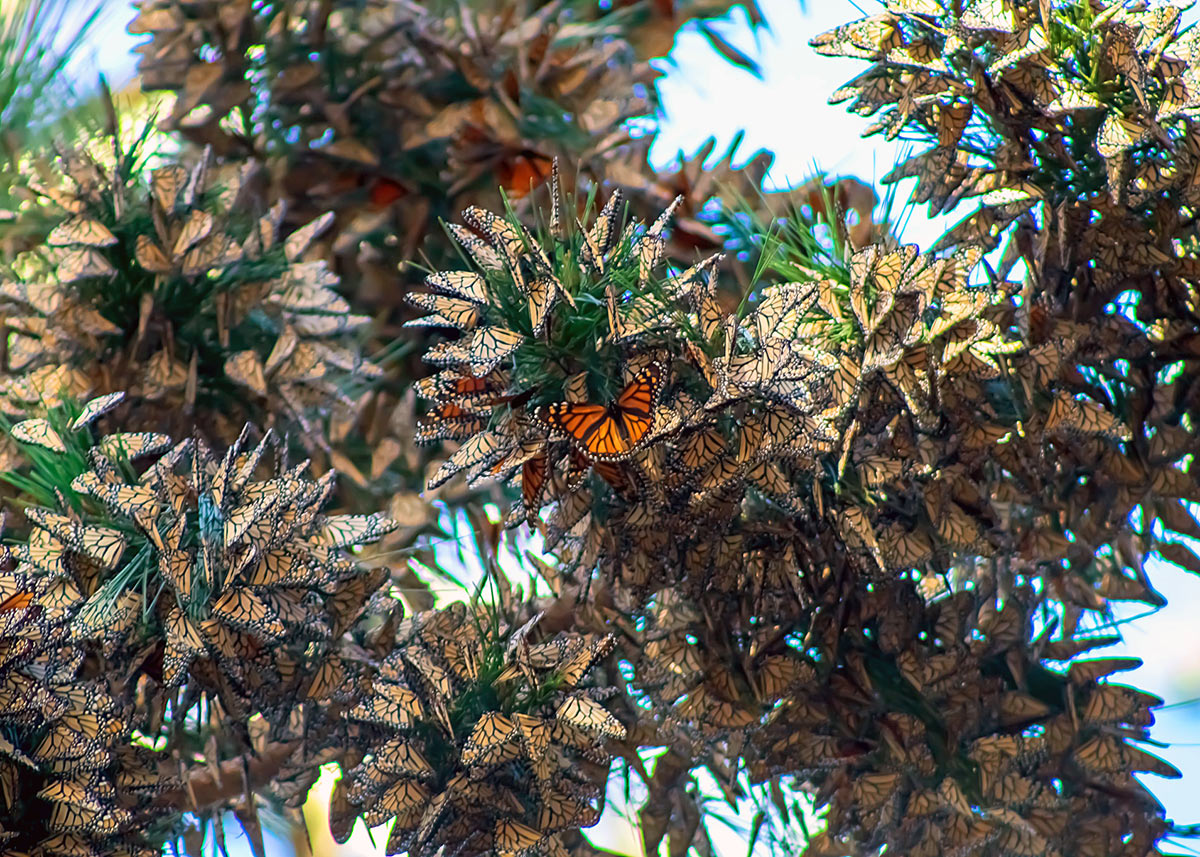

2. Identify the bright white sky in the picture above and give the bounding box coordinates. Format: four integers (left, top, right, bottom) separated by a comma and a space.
81, 0, 1200, 853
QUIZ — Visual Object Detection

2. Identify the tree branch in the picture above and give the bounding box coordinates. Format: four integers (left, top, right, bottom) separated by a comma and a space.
155, 739, 303, 814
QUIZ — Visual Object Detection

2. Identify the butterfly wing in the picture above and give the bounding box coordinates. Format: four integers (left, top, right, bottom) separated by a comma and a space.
615, 362, 665, 419
535, 402, 612, 449
607, 362, 666, 455
522, 456, 547, 525
536, 363, 667, 461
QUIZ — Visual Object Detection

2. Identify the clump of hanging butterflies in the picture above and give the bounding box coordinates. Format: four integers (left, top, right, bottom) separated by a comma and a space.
3, 392, 398, 850
0, 517, 149, 852
406, 165, 1038, 588
0, 143, 381, 462
406, 162, 847, 546
750, 578, 1177, 857
328, 601, 623, 857
9, 392, 396, 714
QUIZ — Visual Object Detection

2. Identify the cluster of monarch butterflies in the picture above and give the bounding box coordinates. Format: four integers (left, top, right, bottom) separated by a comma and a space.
0, 564, 159, 854
816, 0, 1200, 598
0, 143, 381, 467
410, 193, 1038, 589
0, 409, 164, 854
11, 398, 396, 715
746, 577, 1177, 857
129, 0, 661, 315
326, 601, 623, 857
1, 395, 399, 853
815, 0, 1200, 271
404, 163, 1200, 857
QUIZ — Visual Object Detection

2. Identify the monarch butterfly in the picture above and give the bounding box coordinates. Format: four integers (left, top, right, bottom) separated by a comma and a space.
97, 432, 173, 461
378, 779, 430, 817
82, 483, 160, 534
47, 799, 127, 835
609, 291, 665, 343
462, 712, 518, 765
527, 274, 559, 335
222, 350, 269, 397
684, 687, 757, 730
493, 819, 544, 857
133, 233, 171, 272
283, 212, 334, 263
514, 713, 551, 761
71, 590, 140, 643
328, 567, 388, 637
212, 587, 286, 639
314, 513, 396, 548
404, 646, 455, 700
637, 197, 682, 287
676, 428, 726, 474
581, 190, 623, 273
446, 224, 505, 273
555, 694, 624, 739
69, 392, 125, 431
159, 540, 194, 600
522, 637, 574, 670
150, 164, 185, 211
464, 325, 524, 375
721, 339, 792, 392
415, 403, 490, 444
521, 456, 548, 524
533, 363, 666, 461
557, 634, 615, 687
172, 209, 214, 259
35, 578, 81, 614
413, 786, 451, 850
416, 368, 509, 405
751, 656, 805, 702
57, 247, 116, 284
852, 772, 901, 812
934, 504, 981, 548
74, 527, 126, 571
880, 526, 933, 569
863, 299, 922, 371
33, 718, 105, 764
462, 206, 530, 271
538, 790, 599, 833
423, 272, 491, 310
374, 738, 434, 779
405, 292, 482, 331
11, 418, 67, 453
592, 457, 635, 496
1044, 392, 1125, 440
427, 431, 511, 490
163, 607, 206, 687
349, 683, 422, 730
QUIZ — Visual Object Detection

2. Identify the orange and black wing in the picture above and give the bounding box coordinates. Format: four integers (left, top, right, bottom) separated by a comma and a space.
608, 362, 666, 452
536, 402, 630, 459
522, 456, 548, 524
615, 362, 665, 418
536, 362, 666, 461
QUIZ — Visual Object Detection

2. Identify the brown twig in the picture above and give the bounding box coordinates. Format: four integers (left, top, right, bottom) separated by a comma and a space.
155, 740, 302, 813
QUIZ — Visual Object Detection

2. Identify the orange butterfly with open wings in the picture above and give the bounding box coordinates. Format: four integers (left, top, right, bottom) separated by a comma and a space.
533, 363, 665, 461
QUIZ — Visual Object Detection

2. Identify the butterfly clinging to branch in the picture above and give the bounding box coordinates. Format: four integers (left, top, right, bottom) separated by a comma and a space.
533, 363, 666, 461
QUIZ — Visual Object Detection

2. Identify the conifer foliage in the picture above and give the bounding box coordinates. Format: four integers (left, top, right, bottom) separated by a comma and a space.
0, 0, 1196, 856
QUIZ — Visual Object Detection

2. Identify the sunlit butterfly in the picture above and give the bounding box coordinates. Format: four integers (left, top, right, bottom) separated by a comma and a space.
533, 363, 666, 461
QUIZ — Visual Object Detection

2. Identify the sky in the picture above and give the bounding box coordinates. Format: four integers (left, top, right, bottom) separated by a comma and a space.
78, 1, 1200, 854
